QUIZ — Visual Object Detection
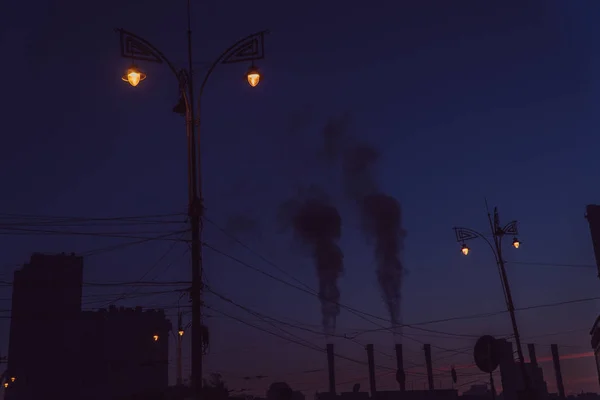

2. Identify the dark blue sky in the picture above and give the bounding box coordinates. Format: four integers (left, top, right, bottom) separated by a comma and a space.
1, 0, 600, 395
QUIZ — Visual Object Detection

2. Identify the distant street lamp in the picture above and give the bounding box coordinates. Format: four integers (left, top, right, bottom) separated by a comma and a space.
121, 64, 146, 87
246, 65, 261, 87
115, 3, 268, 399
453, 206, 530, 396
461, 243, 470, 256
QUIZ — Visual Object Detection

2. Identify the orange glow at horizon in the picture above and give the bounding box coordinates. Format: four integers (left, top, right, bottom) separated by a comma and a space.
434, 351, 595, 373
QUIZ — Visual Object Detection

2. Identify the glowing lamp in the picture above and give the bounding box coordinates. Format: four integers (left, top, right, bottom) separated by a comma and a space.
246, 66, 260, 87
153, 334, 159, 342
10, 378, 15, 383
122, 65, 146, 87
178, 329, 184, 337
512, 237, 520, 249
461, 244, 469, 256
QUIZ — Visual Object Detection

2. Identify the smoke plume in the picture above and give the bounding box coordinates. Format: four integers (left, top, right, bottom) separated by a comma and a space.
324, 116, 407, 337
280, 189, 344, 336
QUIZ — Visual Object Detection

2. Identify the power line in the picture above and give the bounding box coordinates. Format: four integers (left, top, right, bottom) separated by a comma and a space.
205, 286, 592, 375
0, 226, 188, 241
508, 261, 595, 269
0, 211, 185, 221
205, 286, 422, 368
202, 240, 600, 343
204, 218, 436, 347
0, 280, 189, 287
347, 295, 600, 337
103, 230, 189, 307
204, 217, 313, 292
204, 216, 599, 344
205, 305, 428, 378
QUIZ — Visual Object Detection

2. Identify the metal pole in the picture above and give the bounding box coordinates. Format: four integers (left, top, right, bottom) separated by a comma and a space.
177, 312, 183, 386
489, 372, 496, 400
366, 344, 377, 397
184, 1, 203, 399
423, 344, 434, 391
551, 344, 566, 399
489, 210, 530, 398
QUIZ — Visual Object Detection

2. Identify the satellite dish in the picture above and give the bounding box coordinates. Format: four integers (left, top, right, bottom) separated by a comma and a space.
352, 384, 360, 393
474, 335, 500, 373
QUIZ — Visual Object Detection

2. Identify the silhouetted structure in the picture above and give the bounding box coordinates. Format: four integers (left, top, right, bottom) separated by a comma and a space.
366, 344, 377, 396
497, 340, 549, 400
80, 306, 171, 400
461, 383, 493, 400
423, 344, 434, 391
266, 382, 304, 400
4, 253, 171, 400
327, 344, 336, 395
551, 344, 566, 400
586, 205, 600, 389
374, 390, 458, 400
586, 205, 600, 279
395, 344, 406, 392
591, 317, 600, 389
5, 253, 83, 400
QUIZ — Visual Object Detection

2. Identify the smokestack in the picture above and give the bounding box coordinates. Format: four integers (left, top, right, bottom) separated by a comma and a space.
366, 344, 377, 396
423, 344, 434, 391
551, 344, 566, 399
528, 343, 538, 366
395, 344, 406, 391
326, 343, 336, 394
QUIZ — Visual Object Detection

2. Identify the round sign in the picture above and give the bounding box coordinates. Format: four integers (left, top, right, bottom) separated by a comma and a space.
473, 335, 499, 373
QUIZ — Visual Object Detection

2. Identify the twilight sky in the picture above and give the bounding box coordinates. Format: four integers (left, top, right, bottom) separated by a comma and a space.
1, 0, 600, 396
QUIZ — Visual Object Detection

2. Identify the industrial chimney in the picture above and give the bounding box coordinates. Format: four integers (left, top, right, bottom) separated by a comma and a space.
423, 344, 434, 391
527, 343, 538, 366
366, 344, 377, 396
551, 344, 566, 399
326, 343, 336, 394
395, 344, 406, 391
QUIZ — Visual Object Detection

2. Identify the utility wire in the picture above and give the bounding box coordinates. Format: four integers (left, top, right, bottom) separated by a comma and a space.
204, 217, 313, 291
508, 261, 595, 269
0, 211, 185, 221
203, 241, 600, 334
0, 226, 188, 241
205, 286, 422, 368
103, 230, 189, 307
206, 305, 428, 378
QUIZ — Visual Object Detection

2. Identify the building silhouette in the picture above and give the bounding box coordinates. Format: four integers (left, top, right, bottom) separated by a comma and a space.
5, 253, 83, 400
79, 306, 171, 400
4, 252, 171, 400
461, 384, 493, 400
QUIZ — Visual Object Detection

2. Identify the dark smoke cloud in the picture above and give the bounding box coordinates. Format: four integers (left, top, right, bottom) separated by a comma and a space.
279, 188, 344, 336
324, 116, 407, 335
361, 193, 405, 328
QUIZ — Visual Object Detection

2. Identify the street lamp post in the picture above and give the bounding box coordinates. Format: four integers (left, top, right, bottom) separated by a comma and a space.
115, 4, 268, 399
453, 206, 531, 398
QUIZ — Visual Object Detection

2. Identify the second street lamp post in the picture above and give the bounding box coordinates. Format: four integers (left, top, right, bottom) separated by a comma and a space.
453, 207, 531, 398
115, 5, 268, 399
